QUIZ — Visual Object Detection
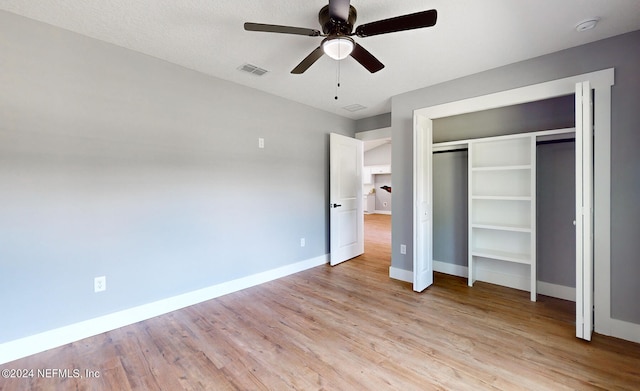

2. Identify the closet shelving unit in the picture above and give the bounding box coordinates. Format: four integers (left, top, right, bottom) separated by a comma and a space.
468, 134, 537, 301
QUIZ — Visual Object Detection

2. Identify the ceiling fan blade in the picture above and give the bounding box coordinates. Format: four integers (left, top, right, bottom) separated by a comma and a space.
328, 0, 351, 21
291, 46, 325, 74
244, 22, 321, 37
355, 9, 437, 37
350, 43, 384, 73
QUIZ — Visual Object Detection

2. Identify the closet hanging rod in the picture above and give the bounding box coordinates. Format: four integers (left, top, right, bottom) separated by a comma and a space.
431, 127, 576, 153
433, 146, 468, 154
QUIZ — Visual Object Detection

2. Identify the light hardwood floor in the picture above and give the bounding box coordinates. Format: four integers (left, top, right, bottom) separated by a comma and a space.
1, 214, 639, 390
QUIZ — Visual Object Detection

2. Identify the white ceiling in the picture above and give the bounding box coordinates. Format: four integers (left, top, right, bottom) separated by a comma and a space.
2, 1, 639, 120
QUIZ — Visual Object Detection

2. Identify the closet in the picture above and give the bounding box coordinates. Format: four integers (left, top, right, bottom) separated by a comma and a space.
431, 95, 576, 302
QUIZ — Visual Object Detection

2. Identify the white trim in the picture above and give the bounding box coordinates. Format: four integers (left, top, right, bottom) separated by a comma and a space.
434, 260, 576, 301
0, 255, 329, 365
374, 210, 392, 215
435, 260, 525, 291
433, 260, 467, 277
538, 281, 576, 302
389, 266, 413, 283
414, 69, 614, 119
609, 319, 640, 344
473, 267, 529, 292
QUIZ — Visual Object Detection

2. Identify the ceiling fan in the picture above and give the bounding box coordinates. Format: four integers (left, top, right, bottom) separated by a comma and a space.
244, 0, 437, 74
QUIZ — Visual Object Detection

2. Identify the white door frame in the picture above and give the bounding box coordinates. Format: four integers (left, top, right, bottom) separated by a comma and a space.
413, 68, 614, 339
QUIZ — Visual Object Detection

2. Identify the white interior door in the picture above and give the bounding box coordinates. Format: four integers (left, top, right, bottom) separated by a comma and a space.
330, 133, 364, 266
413, 116, 434, 291
576, 81, 594, 341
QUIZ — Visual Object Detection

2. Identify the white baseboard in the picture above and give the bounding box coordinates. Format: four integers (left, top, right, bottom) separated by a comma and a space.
389, 266, 412, 283
389, 262, 467, 282
436, 259, 531, 292
433, 260, 576, 301
0, 255, 329, 365
475, 268, 530, 292
605, 318, 640, 344
537, 281, 576, 302
433, 260, 467, 277
374, 210, 392, 215
394, 260, 640, 343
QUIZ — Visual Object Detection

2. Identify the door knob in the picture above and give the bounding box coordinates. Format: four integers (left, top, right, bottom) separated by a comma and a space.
331, 203, 342, 208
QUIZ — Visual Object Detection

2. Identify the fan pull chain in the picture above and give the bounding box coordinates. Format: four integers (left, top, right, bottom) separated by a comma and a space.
335, 58, 341, 100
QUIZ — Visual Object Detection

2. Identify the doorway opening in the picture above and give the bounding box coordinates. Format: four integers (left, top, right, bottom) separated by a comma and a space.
431, 95, 577, 303
354, 127, 393, 267
362, 137, 392, 263
362, 213, 392, 272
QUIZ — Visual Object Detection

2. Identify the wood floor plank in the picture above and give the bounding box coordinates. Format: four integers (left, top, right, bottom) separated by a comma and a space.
1, 214, 639, 390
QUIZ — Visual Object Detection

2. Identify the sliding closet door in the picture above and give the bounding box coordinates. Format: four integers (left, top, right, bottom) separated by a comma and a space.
575, 81, 593, 341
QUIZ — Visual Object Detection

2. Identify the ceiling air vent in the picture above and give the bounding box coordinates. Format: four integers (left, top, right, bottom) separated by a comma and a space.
238, 63, 269, 76
342, 104, 367, 112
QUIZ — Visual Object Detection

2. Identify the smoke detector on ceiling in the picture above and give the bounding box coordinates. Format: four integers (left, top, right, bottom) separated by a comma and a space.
575, 18, 600, 32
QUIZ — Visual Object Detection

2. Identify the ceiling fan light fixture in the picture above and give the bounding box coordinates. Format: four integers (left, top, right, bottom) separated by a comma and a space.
322, 37, 354, 60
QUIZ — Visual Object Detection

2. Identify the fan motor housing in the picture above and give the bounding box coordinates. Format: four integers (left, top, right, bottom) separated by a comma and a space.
319, 5, 357, 35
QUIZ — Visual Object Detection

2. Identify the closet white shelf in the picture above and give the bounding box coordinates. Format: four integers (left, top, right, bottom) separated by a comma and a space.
471, 195, 532, 201
470, 248, 531, 265
471, 165, 531, 172
468, 134, 536, 301
471, 223, 531, 233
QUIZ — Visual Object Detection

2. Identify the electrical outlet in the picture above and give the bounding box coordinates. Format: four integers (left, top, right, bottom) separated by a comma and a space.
258, 138, 265, 149
400, 244, 407, 255
94, 276, 106, 293
300, 238, 306, 247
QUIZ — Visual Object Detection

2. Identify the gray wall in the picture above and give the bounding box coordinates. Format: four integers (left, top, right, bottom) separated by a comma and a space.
537, 141, 576, 287
364, 143, 392, 165
391, 29, 640, 324
432, 150, 468, 266
356, 112, 391, 132
0, 11, 355, 343
433, 95, 575, 143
